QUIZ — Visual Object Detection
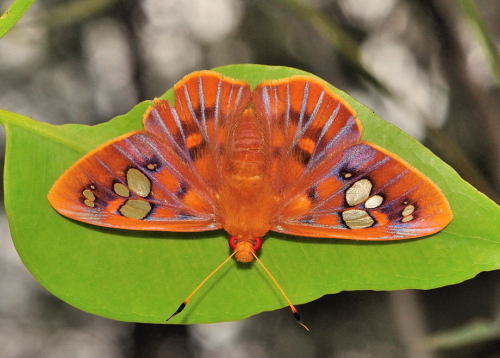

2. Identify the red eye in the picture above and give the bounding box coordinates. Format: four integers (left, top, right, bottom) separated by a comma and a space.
228, 236, 262, 251
229, 236, 239, 250
251, 237, 262, 251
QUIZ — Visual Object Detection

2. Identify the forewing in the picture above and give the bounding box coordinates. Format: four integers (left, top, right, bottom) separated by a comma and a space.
48, 131, 221, 231
144, 71, 251, 188
272, 142, 453, 240
252, 76, 361, 195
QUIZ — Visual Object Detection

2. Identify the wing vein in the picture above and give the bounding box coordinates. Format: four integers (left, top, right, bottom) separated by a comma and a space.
198, 76, 207, 137
151, 108, 192, 163
214, 78, 222, 141
183, 84, 209, 142
293, 90, 325, 147
285, 82, 291, 139
293, 82, 309, 145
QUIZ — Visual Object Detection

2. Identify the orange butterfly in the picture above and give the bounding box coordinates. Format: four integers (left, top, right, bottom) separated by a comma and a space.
48, 70, 452, 330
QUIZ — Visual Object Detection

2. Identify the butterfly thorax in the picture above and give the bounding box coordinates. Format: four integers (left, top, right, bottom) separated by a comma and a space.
218, 108, 276, 249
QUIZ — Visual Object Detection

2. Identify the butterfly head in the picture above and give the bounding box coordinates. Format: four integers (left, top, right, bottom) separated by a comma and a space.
229, 236, 262, 263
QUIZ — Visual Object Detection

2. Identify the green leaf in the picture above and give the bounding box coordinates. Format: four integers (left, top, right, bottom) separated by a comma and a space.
0, 0, 36, 38
1, 64, 499, 324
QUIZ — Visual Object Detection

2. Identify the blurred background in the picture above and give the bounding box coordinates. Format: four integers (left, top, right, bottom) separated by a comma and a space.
0, 0, 499, 357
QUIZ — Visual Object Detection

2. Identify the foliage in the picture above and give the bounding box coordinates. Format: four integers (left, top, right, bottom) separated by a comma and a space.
0, 64, 499, 324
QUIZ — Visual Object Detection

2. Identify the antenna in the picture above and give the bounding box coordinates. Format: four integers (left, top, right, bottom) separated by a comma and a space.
166, 251, 237, 322
251, 251, 310, 331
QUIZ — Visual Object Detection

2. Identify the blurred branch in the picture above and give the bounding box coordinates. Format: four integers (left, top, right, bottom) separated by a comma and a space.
0, 0, 36, 38
458, 0, 500, 86
41, 0, 115, 28
275, 0, 391, 95
421, 319, 500, 351
16, 0, 116, 30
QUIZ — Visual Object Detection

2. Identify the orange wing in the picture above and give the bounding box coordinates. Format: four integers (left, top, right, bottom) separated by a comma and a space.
48, 131, 220, 231
252, 76, 361, 194
253, 77, 452, 240
48, 71, 251, 231
144, 70, 251, 188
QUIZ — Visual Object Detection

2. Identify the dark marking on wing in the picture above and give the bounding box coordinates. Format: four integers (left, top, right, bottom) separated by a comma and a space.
299, 216, 315, 224
306, 187, 317, 201
176, 181, 189, 199
293, 146, 312, 165
188, 140, 208, 160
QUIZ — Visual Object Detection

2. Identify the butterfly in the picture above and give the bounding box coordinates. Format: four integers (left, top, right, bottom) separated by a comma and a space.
48, 70, 452, 330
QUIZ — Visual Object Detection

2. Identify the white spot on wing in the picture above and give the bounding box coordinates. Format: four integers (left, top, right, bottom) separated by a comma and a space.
345, 179, 373, 206
342, 209, 374, 229
365, 194, 383, 209
402, 204, 415, 216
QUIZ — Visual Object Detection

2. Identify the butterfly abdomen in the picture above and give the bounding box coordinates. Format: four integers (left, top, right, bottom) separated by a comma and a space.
218, 108, 275, 238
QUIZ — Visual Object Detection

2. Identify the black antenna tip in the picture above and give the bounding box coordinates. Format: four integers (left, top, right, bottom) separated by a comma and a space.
166, 302, 186, 322
293, 311, 310, 332
293, 311, 301, 321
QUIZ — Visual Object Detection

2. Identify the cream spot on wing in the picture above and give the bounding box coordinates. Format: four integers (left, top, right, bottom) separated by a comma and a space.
402, 204, 415, 216
147, 163, 158, 171
84, 199, 95, 208
342, 209, 374, 229
401, 215, 414, 223
82, 189, 95, 201
119, 199, 152, 219
113, 183, 130, 197
126, 168, 151, 197
345, 179, 372, 206
341, 171, 353, 179
365, 195, 384, 209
